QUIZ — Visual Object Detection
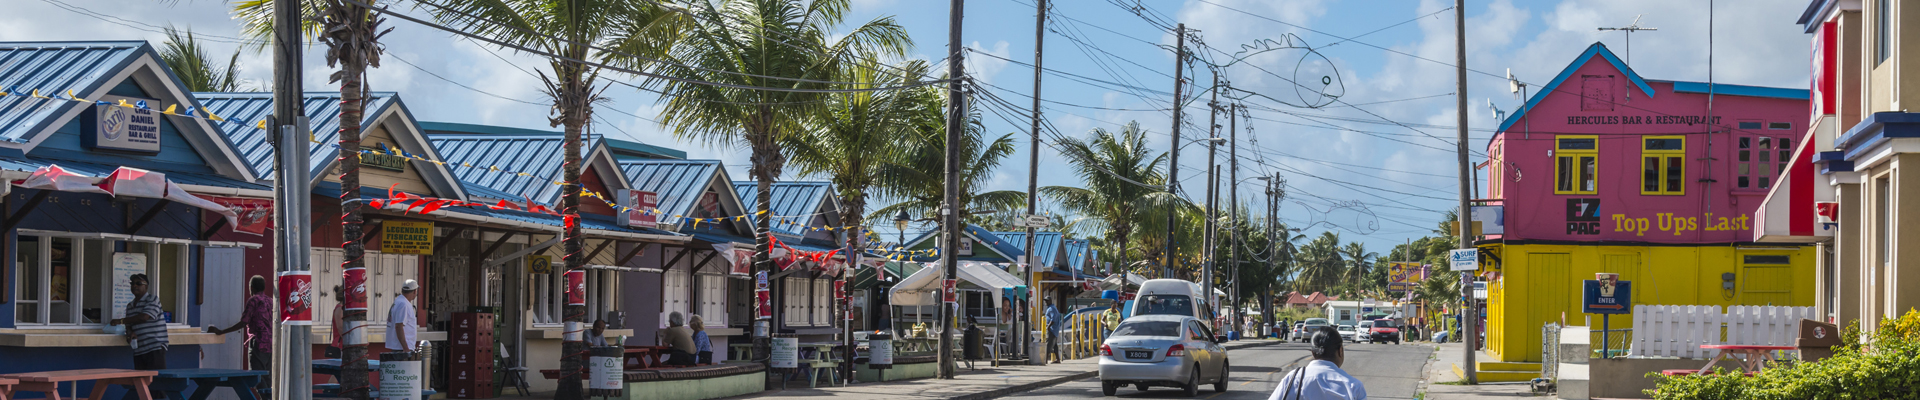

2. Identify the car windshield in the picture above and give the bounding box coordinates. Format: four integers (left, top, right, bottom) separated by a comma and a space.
1111, 321, 1183, 337
1374, 320, 1397, 328
1136, 295, 1193, 316
1304, 318, 1330, 325
1338, 326, 1354, 332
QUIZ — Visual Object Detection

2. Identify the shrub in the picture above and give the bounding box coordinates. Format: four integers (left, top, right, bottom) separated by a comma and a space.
1647, 309, 1920, 399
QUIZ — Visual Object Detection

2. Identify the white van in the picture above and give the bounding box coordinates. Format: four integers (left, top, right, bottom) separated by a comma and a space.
1131, 279, 1218, 331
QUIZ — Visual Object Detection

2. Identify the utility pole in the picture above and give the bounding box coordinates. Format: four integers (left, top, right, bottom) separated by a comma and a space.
1227, 102, 1239, 337
1023, 0, 1046, 364
1453, 0, 1478, 385
1163, 23, 1185, 280
272, 0, 314, 398
939, 0, 966, 380
1203, 72, 1219, 310
1263, 174, 1279, 336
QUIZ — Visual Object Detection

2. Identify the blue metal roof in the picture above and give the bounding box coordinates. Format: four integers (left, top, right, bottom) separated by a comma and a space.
1062, 239, 1092, 272
732, 181, 835, 237
0, 41, 146, 145
903, 225, 1025, 262
1665, 81, 1810, 100
619, 159, 736, 228
1496, 43, 1655, 134
428, 134, 609, 204
195, 92, 397, 181
991, 231, 1063, 268
438, 204, 679, 237
458, 179, 523, 201
0, 157, 267, 190
419, 122, 686, 160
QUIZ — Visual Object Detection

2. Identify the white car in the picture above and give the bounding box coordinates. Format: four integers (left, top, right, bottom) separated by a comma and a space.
1337, 325, 1358, 342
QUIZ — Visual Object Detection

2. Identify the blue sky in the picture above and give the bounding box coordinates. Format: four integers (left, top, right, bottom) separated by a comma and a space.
5, 0, 1814, 254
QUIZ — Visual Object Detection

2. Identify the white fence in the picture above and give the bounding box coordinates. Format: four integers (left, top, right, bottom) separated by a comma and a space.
1628, 305, 1816, 359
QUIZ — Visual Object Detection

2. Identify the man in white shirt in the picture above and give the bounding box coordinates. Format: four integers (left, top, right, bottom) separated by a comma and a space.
1268, 326, 1367, 400
388, 280, 419, 352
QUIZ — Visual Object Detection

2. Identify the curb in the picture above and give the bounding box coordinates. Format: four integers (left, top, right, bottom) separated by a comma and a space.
965, 339, 1286, 400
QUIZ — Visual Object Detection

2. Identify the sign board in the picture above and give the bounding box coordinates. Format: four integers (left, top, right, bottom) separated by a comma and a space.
380, 221, 434, 255
588, 348, 624, 390
1023, 214, 1052, 229
86, 97, 162, 153
1469, 205, 1505, 235
378, 359, 423, 400
616, 189, 659, 228
362, 143, 408, 172
564, 270, 586, 306
770, 338, 799, 368
1582, 275, 1632, 315
527, 254, 555, 274
111, 252, 146, 320
868, 337, 894, 366
1448, 249, 1479, 271
1387, 262, 1421, 291
343, 267, 367, 311
942, 279, 958, 303
279, 271, 314, 325
957, 238, 974, 256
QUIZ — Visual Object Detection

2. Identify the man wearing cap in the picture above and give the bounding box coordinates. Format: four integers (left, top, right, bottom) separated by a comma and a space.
388, 279, 420, 352
112, 274, 170, 370
1267, 326, 1367, 400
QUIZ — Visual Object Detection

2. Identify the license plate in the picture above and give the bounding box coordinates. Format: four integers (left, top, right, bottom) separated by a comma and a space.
1125, 351, 1151, 359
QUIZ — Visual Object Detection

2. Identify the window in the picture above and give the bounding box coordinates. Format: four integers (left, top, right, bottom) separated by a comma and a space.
1737, 136, 1792, 189
1112, 320, 1181, 337
695, 274, 725, 327
1738, 121, 1764, 130
963, 290, 997, 321
13, 235, 187, 327
1642, 136, 1686, 195
1879, 0, 1892, 64
1741, 254, 1794, 305
586, 269, 621, 324
1554, 136, 1599, 194
1768, 122, 1793, 130
812, 279, 831, 325
1338, 309, 1353, 322
1878, 175, 1891, 266
1135, 294, 1193, 317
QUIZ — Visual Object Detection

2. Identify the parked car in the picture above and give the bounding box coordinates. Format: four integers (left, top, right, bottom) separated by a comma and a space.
1365, 319, 1401, 344
1294, 318, 1331, 342
1098, 315, 1230, 397
1289, 323, 1306, 341
1337, 325, 1357, 342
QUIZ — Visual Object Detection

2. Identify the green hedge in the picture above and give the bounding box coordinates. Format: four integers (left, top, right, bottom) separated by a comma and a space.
1648, 309, 1920, 399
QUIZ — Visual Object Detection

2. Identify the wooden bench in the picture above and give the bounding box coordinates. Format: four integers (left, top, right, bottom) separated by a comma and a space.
0, 369, 158, 400
152, 369, 266, 400
0, 377, 17, 400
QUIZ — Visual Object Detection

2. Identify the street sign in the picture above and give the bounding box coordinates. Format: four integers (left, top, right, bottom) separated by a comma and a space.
1582, 274, 1632, 314
1448, 249, 1479, 271
1023, 214, 1051, 229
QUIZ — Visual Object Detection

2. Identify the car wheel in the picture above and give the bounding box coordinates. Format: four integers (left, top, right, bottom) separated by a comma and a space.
1136, 383, 1149, 392
1213, 360, 1229, 393
1101, 380, 1118, 396
1183, 365, 1201, 397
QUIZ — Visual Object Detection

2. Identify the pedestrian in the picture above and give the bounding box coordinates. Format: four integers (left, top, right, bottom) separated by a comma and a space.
1099, 306, 1120, 336
1044, 300, 1061, 360
1267, 326, 1367, 400
113, 274, 169, 370
208, 276, 273, 387
661, 312, 697, 366
690, 314, 713, 364
328, 285, 345, 358
388, 279, 420, 352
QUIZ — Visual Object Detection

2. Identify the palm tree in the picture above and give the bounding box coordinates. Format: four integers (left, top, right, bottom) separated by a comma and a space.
1339, 242, 1378, 298
1293, 231, 1346, 294
868, 93, 1025, 225
422, 1, 687, 398
788, 58, 930, 253
1041, 122, 1175, 266
157, 26, 246, 92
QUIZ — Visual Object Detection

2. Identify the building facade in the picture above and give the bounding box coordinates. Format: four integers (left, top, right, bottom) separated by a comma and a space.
1480, 43, 1816, 362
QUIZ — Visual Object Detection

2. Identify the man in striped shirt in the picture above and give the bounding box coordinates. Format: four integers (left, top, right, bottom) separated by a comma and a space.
112, 273, 170, 370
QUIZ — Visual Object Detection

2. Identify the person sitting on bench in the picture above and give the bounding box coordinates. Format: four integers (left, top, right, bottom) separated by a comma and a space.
661, 312, 698, 366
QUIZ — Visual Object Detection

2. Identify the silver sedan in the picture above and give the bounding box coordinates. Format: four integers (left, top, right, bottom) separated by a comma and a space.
1097, 315, 1229, 397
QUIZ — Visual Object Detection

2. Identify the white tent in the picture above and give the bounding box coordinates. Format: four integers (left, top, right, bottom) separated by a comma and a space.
890, 261, 1025, 306
1098, 272, 1147, 291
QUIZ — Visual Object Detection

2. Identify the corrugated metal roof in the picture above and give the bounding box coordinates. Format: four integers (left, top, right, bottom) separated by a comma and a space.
459, 179, 523, 201
732, 181, 833, 237
0, 157, 267, 190
0, 41, 146, 145
438, 204, 678, 237
992, 231, 1062, 268
619, 159, 724, 227
419, 122, 686, 160
903, 225, 1024, 262
194, 92, 398, 180
429, 134, 605, 204
1063, 238, 1090, 271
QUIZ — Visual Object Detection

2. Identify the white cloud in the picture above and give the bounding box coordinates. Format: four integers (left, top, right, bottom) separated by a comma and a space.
966, 40, 1012, 84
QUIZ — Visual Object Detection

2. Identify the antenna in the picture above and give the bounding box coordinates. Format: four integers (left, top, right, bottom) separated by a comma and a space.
1506, 68, 1526, 100
1488, 98, 1506, 122
1598, 14, 1659, 66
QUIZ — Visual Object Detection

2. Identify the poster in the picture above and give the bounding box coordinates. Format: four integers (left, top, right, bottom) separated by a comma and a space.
380, 221, 434, 255
343, 267, 367, 311
770, 338, 799, 368
279, 271, 313, 325
527, 254, 554, 274
379, 359, 423, 400
564, 270, 585, 307
111, 252, 146, 320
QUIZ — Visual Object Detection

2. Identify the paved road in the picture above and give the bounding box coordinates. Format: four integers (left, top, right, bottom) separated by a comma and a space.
1001, 340, 1434, 399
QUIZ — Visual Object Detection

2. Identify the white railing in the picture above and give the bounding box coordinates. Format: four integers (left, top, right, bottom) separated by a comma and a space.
1628, 305, 1815, 358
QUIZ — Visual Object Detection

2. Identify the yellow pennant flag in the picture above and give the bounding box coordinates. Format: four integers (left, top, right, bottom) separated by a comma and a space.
256, 119, 268, 130
204, 109, 225, 122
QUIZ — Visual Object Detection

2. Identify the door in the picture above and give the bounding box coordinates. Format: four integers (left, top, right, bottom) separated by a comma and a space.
201, 247, 247, 400
1529, 253, 1572, 337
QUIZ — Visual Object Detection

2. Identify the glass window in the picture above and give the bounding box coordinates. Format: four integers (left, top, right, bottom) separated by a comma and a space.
1738, 136, 1792, 189
1111, 320, 1181, 337
1879, 0, 1892, 64
1136, 294, 1193, 317
1768, 122, 1793, 130
1555, 136, 1599, 195
15, 235, 185, 326
15, 235, 42, 324
1738, 121, 1764, 130
1641, 136, 1686, 195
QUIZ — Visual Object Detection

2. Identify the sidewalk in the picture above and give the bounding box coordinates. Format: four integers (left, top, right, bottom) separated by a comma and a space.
722, 338, 1285, 400
1419, 342, 1552, 400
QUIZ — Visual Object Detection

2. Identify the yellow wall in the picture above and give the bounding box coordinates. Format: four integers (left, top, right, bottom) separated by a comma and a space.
1484, 243, 1815, 362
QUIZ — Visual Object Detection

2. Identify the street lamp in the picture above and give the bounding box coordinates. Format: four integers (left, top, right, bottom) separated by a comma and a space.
893, 210, 913, 246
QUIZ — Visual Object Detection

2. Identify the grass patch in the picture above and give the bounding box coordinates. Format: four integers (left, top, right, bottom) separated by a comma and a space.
1433, 379, 1470, 386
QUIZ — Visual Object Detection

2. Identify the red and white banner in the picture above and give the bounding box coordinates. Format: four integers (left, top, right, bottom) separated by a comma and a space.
15, 165, 247, 232
278, 271, 313, 325
343, 267, 368, 311
564, 270, 586, 306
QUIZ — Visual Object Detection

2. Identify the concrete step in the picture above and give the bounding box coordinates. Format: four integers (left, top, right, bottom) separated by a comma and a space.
1452, 363, 1539, 383
1478, 361, 1542, 372
1557, 362, 1590, 400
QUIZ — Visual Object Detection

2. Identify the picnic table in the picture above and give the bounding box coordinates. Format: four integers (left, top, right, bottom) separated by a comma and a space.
1695, 345, 1797, 375
0, 377, 16, 400
0, 369, 158, 400
622, 345, 671, 369
311, 359, 380, 380
152, 369, 266, 400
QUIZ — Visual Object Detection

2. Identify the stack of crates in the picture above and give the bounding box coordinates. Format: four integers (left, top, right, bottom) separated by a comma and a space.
449, 312, 495, 399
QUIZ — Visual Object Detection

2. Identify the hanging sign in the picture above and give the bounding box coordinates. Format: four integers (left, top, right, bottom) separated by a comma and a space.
279, 271, 314, 325
528, 254, 555, 274
1448, 249, 1479, 272
616, 189, 659, 228
565, 270, 586, 307
86, 96, 162, 153
343, 267, 368, 311
363, 143, 409, 172
943, 279, 958, 303
381, 221, 434, 255
756, 271, 772, 319
111, 252, 147, 320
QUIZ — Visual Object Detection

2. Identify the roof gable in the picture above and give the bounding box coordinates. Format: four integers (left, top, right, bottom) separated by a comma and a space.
198, 92, 465, 198
903, 224, 1025, 262
990, 231, 1063, 268
620, 159, 750, 232
1497, 43, 1656, 133
733, 181, 836, 238
0, 41, 253, 182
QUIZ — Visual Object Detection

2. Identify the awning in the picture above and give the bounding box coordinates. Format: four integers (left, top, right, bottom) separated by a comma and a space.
11, 165, 254, 233
852, 261, 922, 290
890, 260, 1026, 306
1754, 114, 1836, 243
